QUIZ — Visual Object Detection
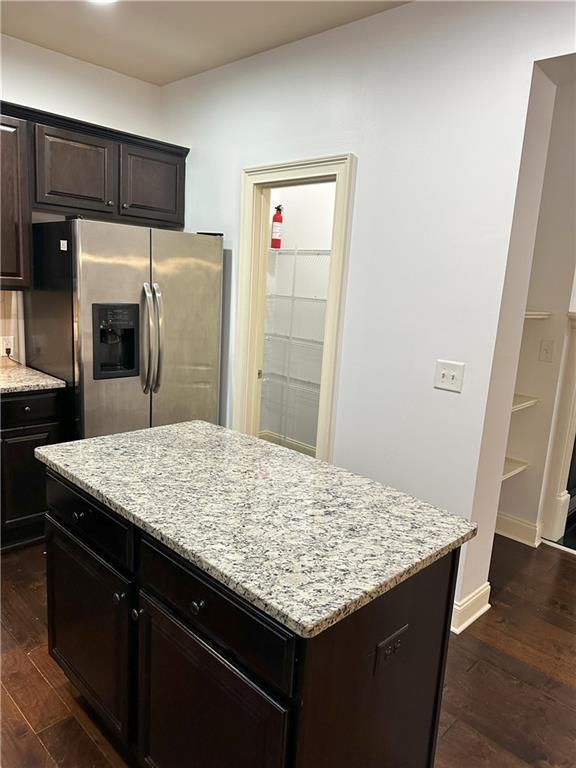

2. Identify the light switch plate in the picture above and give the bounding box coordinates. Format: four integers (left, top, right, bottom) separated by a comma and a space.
539, 339, 554, 363
434, 360, 465, 393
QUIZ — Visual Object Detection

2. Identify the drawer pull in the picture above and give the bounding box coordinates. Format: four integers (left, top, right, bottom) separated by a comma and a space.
23, 406, 31, 414
72, 510, 86, 523
189, 599, 206, 616
122, 202, 129, 209
113, 591, 126, 605
131, 608, 144, 622
106, 200, 114, 206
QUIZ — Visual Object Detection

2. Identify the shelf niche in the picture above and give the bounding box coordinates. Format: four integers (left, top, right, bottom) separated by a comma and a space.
502, 457, 529, 481
511, 394, 538, 412
524, 311, 552, 320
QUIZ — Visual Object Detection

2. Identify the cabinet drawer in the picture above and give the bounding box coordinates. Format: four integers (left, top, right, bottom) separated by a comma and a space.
140, 537, 295, 697
1, 391, 60, 429
46, 474, 132, 570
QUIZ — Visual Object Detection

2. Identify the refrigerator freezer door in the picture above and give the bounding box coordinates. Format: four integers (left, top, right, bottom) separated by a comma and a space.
151, 230, 223, 427
76, 220, 152, 438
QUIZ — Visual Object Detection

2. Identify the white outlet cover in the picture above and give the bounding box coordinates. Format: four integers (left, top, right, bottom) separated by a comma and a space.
1, 336, 14, 356
434, 360, 465, 393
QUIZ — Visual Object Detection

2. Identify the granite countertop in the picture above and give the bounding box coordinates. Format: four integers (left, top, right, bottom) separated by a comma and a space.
36, 421, 476, 638
0, 358, 66, 394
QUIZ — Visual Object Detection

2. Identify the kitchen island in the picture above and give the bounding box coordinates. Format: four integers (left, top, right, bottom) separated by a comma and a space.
36, 421, 476, 768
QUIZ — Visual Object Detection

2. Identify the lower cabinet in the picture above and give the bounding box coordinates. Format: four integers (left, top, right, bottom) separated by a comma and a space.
45, 510, 288, 767
1, 390, 63, 550
46, 518, 133, 742
136, 593, 288, 768
2, 423, 60, 540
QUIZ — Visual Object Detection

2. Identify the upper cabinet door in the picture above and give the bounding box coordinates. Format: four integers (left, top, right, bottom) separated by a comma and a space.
35, 124, 118, 213
1, 116, 31, 289
119, 144, 185, 225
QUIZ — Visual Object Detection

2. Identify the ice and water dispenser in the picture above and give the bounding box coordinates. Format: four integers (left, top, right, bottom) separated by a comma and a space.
92, 304, 139, 380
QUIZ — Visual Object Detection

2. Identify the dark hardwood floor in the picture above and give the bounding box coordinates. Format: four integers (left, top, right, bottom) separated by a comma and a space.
1, 535, 575, 767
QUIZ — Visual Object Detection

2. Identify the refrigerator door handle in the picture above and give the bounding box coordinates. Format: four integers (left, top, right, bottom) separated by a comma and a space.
143, 282, 156, 394
152, 282, 165, 393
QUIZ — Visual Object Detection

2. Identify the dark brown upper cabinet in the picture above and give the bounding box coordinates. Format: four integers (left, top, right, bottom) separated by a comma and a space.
120, 144, 184, 224
1, 115, 31, 289
35, 124, 118, 213
0, 102, 188, 230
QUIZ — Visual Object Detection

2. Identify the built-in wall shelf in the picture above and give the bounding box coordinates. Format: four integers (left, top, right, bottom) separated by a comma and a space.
524, 311, 552, 320
512, 393, 538, 412
502, 457, 529, 481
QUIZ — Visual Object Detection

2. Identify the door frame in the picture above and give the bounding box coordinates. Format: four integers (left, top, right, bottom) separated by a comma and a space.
233, 154, 356, 461
541, 312, 576, 541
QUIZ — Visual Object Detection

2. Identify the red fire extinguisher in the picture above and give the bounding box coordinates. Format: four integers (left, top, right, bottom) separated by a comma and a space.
271, 205, 283, 249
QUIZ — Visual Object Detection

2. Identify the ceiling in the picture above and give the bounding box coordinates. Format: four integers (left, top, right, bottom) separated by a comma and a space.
0, 1, 406, 86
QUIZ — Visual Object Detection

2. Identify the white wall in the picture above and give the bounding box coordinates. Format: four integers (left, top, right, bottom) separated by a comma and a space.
270, 183, 336, 251
160, 1, 574, 607
0, 35, 162, 138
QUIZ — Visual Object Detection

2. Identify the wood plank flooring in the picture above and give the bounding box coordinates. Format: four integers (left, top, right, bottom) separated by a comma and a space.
1, 535, 575, 767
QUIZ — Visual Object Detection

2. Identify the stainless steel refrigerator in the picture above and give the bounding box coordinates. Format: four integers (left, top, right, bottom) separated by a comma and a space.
25, 219, 223, 439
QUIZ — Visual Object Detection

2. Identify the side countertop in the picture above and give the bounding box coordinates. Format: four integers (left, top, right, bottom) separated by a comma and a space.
36, 421, 476, 638
0, 358, 66, 394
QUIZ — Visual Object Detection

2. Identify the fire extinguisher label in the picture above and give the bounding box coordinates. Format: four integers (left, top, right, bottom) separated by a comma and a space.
272, 222, 282, 240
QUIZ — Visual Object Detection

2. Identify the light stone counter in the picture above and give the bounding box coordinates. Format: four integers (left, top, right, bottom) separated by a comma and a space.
36, 421, 476, 637
0, 358, 66, 394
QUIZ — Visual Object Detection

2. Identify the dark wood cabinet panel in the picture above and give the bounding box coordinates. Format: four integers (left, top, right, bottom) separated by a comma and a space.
139, 536, 295, 697
35, 124, 118, 213
1, 390, 60, 429
120, 144, 184, 224
137, 592, 288, 768
1, 421, 60, 531
46, 516, 133, 743
1, 102, 189, 230
0, 389, 63, 550
46, 473, 133, 570
1, 115, 31, 289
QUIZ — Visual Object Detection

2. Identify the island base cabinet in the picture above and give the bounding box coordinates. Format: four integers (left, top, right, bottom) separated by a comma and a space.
46, 517, 133, 743
294, 551, 459, 768
136, 593, 288, 768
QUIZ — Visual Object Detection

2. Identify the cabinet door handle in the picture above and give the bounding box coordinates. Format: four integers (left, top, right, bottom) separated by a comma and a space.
121, 203, 129, 209
106, 200, 114, 206
131, 608, 144, 622
189, 600, 206, 616
23, 406, 31, 414
72, 510, 85, 523
113, 592, 126, 605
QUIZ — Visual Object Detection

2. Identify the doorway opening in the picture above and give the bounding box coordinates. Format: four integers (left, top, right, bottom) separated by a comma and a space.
233, 155, 356, 461
494, 53, 576, 553
259, 183, 335, 457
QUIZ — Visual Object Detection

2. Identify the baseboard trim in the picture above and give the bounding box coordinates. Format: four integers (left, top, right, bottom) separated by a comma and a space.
451, 582, 491, 634
542, 539, 576, 556
496, 511, 542, 548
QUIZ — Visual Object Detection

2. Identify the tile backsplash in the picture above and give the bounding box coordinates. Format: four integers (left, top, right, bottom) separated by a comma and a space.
0, 291, 25, 363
